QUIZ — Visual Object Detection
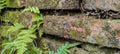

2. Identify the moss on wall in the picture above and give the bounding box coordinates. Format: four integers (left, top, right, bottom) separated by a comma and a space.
1, 11, 20, 23
6, 0, 21, 8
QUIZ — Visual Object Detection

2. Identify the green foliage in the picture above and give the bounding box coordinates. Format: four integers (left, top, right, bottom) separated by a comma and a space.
0, 0, 21, 12
25, 45, 42, 54
8, 23, 25, 33
1, 7, 43, 54
21, 7, 40, 14
21, 7, 43, 24
0, 6, 80, 54
0, 0, 6, 12
49, 42, 81, 54
112, 20, 120, 22
21, 7, 43, 37
1, 23, 37, 54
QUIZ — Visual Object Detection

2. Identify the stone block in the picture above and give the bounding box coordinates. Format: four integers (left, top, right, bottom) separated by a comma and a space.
84, 0, 120, 11
43, 15, 120, 49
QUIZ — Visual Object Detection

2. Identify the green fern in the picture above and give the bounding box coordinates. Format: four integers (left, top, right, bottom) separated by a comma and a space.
1, 7, 43, 54
21, 7, 43, 27
0, 0, 6, 12
25, 45, 42, 54
22, 7, 43, 37
21, 7, 40, 14
49, 42, 81, 54
1, 23, 37, 54
8, 23, 25, 33
112, 20, 120, 22
56, 42, 80, 54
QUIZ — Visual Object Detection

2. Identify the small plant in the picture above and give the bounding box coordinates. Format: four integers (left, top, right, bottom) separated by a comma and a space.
49, 42, 81, 54
24, 45, 42, 54
21, 7, 44, 37
21, 7, 40, 14
112, 20, 120, 22
1, 7, 43, 54
0, 0, 6, 12
1, 23, 37, 54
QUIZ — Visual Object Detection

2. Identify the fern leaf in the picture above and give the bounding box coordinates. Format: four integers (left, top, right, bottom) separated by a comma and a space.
56, 42, 81, 54
39, 29, 43, 37
9, 47, 16, 54
16, 45, 27, 54
67, 42, 81, 48
32, 16, 41, 22
0, 0, 6, 12
18, 30, 34, 36
0, 0, 6, 3
112, 20, 120, 22
0, 3, 6, 7
8, 23, 24, 32
1, 44, 12, 54
49, 51, 54, 54
1, 6, 44, 54
21, 7, 40, 14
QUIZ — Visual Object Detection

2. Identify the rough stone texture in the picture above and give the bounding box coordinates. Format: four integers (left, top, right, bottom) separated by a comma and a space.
25, 0, 120, 11
0, 11, 34, 27
25, 0, 80, 9
4, 0, 120, 12
43, 15, 120, 49
84, 0, 120, 11
0, 0, 120, 53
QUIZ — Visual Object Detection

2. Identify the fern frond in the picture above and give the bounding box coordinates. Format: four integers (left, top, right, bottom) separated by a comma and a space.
0, 0, 6, 3
112, 20, 120, 22
1, 24, 36, 54
49, 51, 54, 54
32, 15, 43, 22
56, 42, 80, 54
0, 0, 6, 12
8, 23, 24, 33
1, 44, 12, 54
21, 7, 40, 14
1, 6, 44, 54
16, 43, 27, 54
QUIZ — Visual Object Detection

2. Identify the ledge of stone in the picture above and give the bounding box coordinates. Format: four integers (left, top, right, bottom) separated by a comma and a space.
5, 0, 120, 12
84, 0, 120, 11
43, 15, 120, 49
25, 0, 80, 9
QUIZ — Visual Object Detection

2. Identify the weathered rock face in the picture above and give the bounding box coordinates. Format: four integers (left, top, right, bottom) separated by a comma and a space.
0, 0, 120, 53
4, 0, 120, 12
43, 15, 120, 49
84, 0, 120, 11
25, 0, 80, 9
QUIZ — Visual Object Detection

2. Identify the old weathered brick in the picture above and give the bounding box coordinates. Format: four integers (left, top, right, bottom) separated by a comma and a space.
25, 0, 80, 9
83, 0, 120, 11
43, 15, 120, 49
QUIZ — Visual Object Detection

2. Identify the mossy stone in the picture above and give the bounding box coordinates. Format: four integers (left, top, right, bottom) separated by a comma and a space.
6, 0, 21, 8
1, 11, 20, 24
